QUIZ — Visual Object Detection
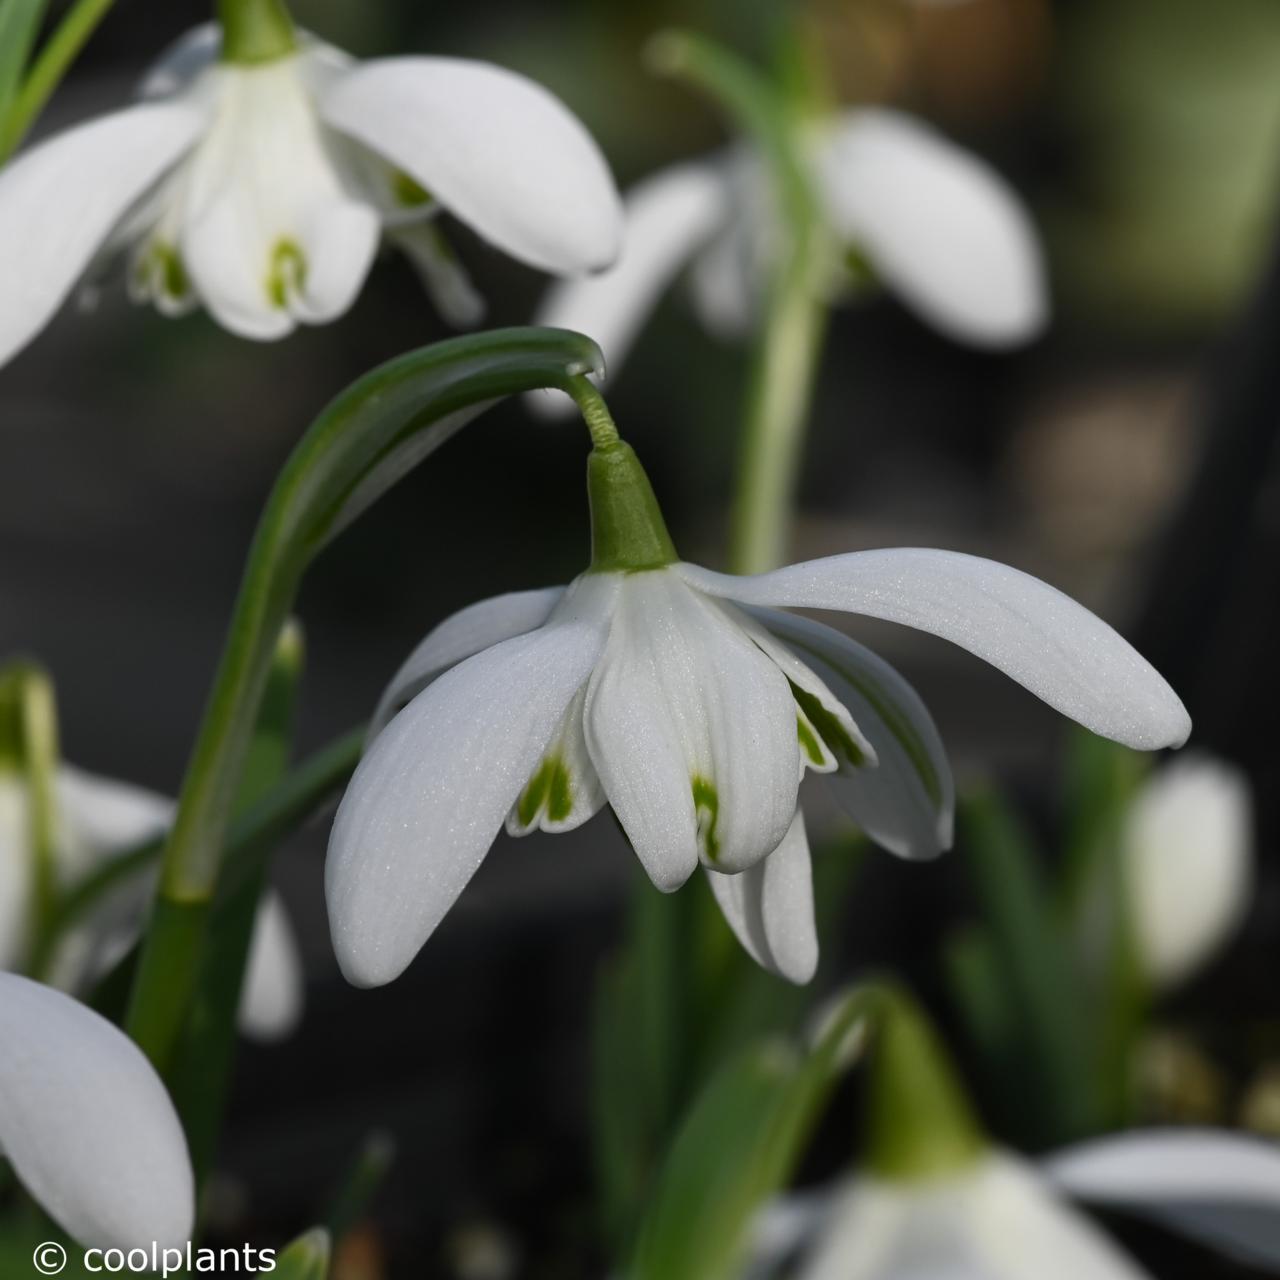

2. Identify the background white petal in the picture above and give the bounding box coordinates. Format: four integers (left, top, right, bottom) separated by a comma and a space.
138, 22, 221, 99
321, 57, 622, 276
677, 551, 1191, 750
749, 608, 954, 859
0, 103, 204, 366
815, 108, 1047, 347
237, 891, 305, 1042
0, 974, 193, 1250
326, 606, 610, 988
530, 161, 728, 417
1122, 755, 1252, 990
0, 776, 31, 971
1044, 1129, 1280, 1269
706, 808, 818, 983
369, 587, 566, 740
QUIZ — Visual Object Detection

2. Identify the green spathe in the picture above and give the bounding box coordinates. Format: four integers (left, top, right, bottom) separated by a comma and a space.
587, 442, 679, 573
218, 0, 296, 65
864, 985, 987, 1181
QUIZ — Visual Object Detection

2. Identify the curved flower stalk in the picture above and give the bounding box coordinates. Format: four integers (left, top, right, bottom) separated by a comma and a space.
742, 994, 1280, 1280
325, 390, 1188, 989
0, 765, 303, 1040
1119, 753, 1253, 991
0, 972, 194, 1251
0, 5, 622, 366
533, 105, 1045, 414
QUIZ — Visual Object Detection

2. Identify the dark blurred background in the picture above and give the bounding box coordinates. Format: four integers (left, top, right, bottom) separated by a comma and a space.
3, 0, 1280, 1275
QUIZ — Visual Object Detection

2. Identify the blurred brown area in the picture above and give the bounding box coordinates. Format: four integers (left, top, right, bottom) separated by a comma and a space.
2, 0, 1279, 1275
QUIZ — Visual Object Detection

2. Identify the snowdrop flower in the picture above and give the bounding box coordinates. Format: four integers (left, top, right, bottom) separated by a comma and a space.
1121, 754, 1252, 991
752, 1133, 1280, 1280
0, 972, 193, 1250
747, 991, 1280, 1280
533, 107, 1044, 412
0, 1, 621, 366
325, 409, 1187, 988
0, 765, 303, 1039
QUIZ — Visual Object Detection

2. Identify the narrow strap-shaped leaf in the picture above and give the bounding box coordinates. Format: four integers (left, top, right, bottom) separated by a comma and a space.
0, 0, 47, 131
626, 988, 873, 1280
126, 327, 601, 1074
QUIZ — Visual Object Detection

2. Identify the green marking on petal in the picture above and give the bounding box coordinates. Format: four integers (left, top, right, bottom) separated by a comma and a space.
518, 755, 573, 828
844, 241, 877, 288
135, 243, 190, 302
790, 680, 866, 768
786, 640, 943, 806
392, 170, 433, 208
691, 774, 721, 863
267, 239, 307, 309
796, 713, 826, 768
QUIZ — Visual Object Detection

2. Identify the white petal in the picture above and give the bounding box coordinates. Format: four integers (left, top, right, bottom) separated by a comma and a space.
793, 1178, 911, 1280
706, 808, 818, 984
138, 22, 221, 99
369, 587, 566, 741
1044, 1129, 1280, 1269
0, 102, 204, 366
392, 221, 487, 328
529, 160, 729, 416
237, 891, 304, 1042
969, 1154, 1154, 1280
745, 1192, 835, 1280
1122, 755, 1252, 990
584, 571, 798, 886
815, 108, 1046, 347
326, 578, 615, 987
506, 687, 605, 836
0, 974, 193, 1250
676, 552, 1191, 751
55, 767, 172, 869
287, 195, 381, 323
321, 57, 622, 275
748, 608, 953, 859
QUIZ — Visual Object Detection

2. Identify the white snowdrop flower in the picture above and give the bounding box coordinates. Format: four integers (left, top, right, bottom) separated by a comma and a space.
1122, 754, 1252, 991
0, 972, 194, 1251
532, 107, 1045, 413
0, 9, 622, 366
0, 765, 303, 1040
325, 431, 1187, 989
752, 1130, 1280, 1280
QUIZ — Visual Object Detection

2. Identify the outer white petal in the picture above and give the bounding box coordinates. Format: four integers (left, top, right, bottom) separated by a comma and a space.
529, 161, 729, 417
0, 974, 193, 1250
0, 102, 204, 366
321, 57, 622, 275
1122, 755, 1252, 990
676, 552, 1190, 751
748, 608, 953, 860
706, 808, 818, 984
326, 578, 615, 987
55, 767, 172, 872
369, 587, 566, 740
1044, 1129, 1280, 1269
584, 571, 798, 887
237, 891, 304, 1042
138, 22, 221, 99
815, 108, 1046, 347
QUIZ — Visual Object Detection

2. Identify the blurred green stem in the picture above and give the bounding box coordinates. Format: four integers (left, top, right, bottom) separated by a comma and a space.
0, 0, 117, 162
649, 29, 829, 574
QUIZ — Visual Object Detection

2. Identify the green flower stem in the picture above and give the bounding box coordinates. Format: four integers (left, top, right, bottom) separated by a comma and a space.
862, 982, 987, 1181
0, 662, 61, 936
0, 0, 116, 162
217, 0, 296, 65
649, 30, 830, 574
124, 328, 602, 1074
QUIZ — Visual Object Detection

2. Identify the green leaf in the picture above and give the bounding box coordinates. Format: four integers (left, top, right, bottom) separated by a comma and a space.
959, 787, 1102, 1143
626, 989, 873, 1280
0, 0, 46, 129
126, 327, 600, 1074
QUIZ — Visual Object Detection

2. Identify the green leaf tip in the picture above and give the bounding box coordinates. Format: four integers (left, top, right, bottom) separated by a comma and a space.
272, 1227, 331, 1280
